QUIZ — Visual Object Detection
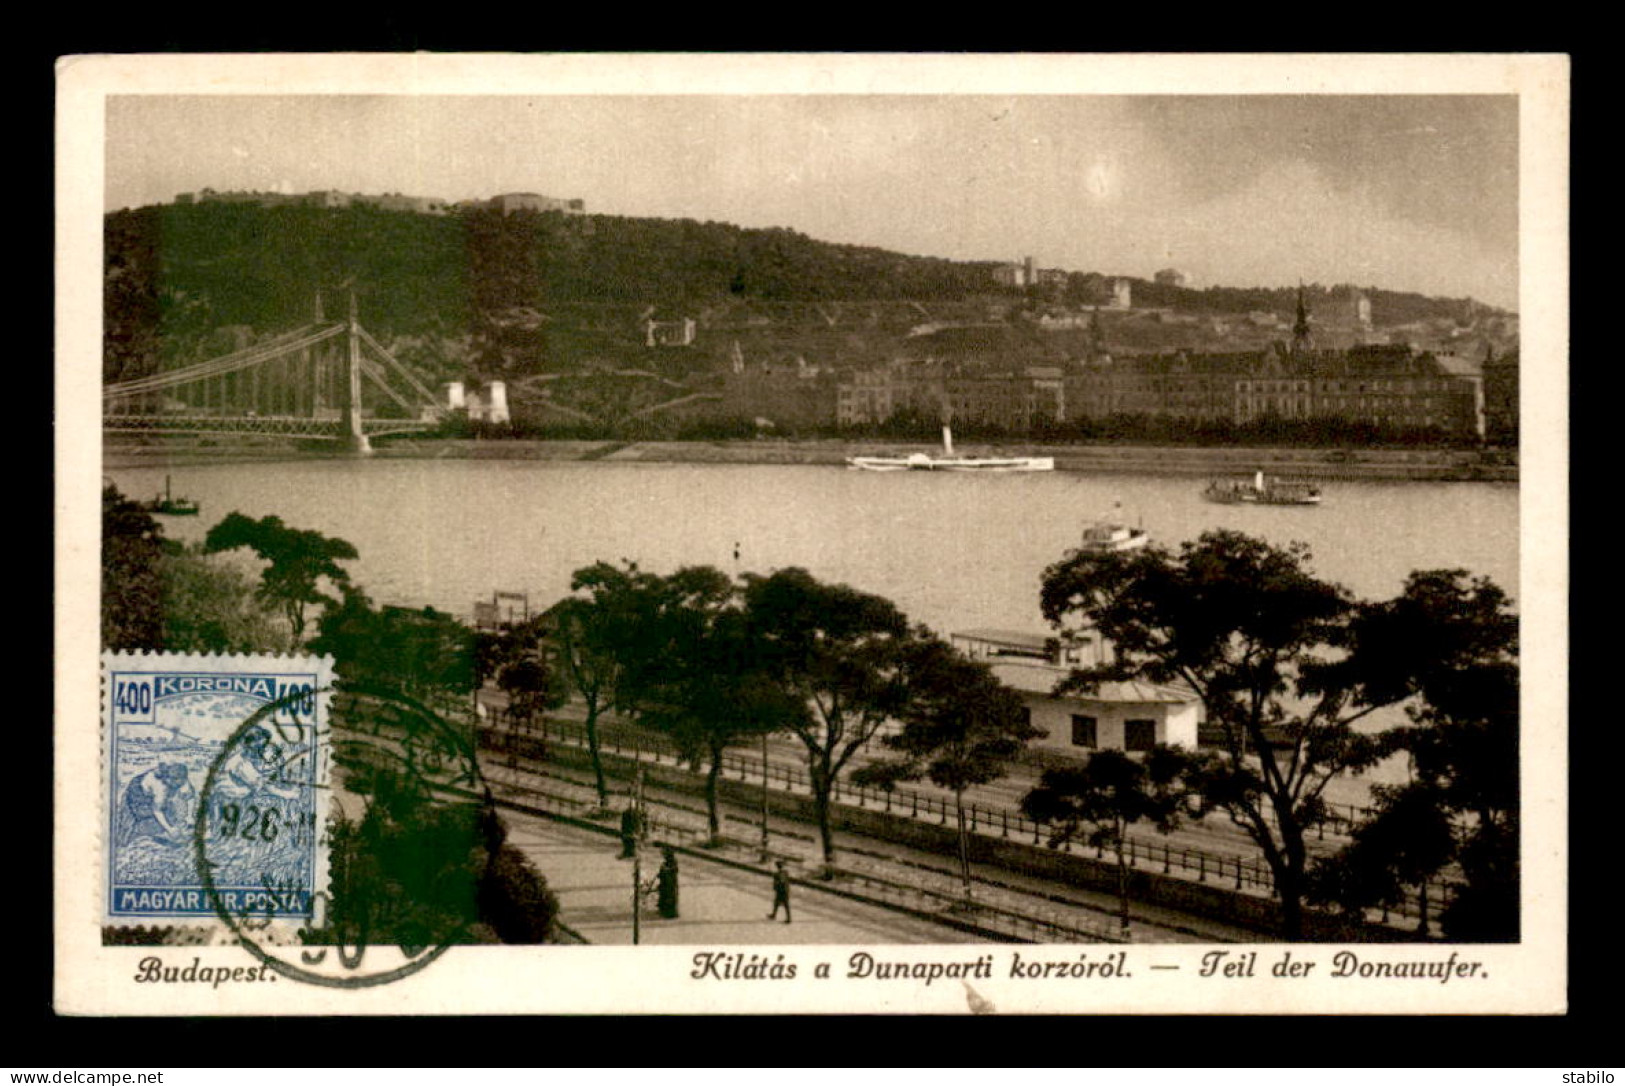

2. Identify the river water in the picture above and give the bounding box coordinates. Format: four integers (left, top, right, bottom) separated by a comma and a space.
106, 456, 1520, 804
109, 457, 1520, 636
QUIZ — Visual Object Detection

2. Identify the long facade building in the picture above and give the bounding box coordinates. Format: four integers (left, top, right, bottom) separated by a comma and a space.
836, 343, 1486, 437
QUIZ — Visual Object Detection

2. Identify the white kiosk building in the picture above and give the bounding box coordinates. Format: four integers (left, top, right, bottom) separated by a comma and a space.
950, 628, 1200, 756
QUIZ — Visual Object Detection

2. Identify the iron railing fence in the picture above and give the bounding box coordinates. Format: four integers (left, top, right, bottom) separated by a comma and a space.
480, 712, 1453, 931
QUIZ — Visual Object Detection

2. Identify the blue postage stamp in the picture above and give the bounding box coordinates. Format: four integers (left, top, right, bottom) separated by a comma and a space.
103, 652, 333, 926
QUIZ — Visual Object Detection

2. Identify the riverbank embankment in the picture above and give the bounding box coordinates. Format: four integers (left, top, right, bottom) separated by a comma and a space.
103, 437, 1517, 483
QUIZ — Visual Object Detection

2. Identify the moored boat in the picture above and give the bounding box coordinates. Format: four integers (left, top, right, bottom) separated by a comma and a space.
138, 476, 201, 516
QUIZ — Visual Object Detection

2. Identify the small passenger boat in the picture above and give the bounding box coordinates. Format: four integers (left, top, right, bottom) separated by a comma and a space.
1203, 470, 1321, 506
847, 426, 1054, 473
1070, 505, 1151, 556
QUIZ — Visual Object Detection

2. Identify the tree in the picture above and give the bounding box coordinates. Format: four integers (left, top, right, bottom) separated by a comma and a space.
159, 545, 283, 653
743, 567, 914, 872
102, 484, 166, 651
852, 636, 1040, 901
1310, 570, 1520, 940
620, 567, 807, 844
1041, 530, 1421, 940
1020, 747, 1190, 935
203, 512, 358, 649
497, 656, 570, 734
1306, 777, 1457, 934
549, 561, 668, 810
318, 773, 558, 947
309, 587, 480, 714
1415, 661, 1519, 941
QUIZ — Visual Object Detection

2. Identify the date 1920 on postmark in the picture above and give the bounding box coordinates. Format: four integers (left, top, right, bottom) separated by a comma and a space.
103, 653, 333, 927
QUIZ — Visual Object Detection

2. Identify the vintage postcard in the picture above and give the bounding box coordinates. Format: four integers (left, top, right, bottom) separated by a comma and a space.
56, 53, 1569, 1015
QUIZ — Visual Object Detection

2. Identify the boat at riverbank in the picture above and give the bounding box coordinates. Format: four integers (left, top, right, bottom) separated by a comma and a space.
1203, 470, 1321, 506
846, 426, 1054, 473
137, 476, 200, 516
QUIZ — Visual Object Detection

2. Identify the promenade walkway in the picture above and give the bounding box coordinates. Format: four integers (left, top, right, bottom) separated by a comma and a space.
484, 756, 1247, 944
503, 809, 985, 946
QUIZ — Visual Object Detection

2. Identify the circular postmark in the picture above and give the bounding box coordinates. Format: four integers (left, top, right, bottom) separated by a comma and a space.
194, 681, 489, 988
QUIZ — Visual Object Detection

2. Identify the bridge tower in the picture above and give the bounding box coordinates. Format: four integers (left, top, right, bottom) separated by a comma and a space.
343, 290, 372, 454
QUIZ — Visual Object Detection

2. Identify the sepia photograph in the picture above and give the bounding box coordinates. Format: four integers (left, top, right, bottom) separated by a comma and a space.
55, 52, 1568, 1015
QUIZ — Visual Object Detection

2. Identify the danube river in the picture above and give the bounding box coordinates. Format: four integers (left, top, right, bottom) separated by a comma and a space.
108, 457, 1520, 636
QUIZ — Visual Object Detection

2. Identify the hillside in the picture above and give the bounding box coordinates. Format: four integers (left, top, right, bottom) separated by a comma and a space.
103, 201, 1515, 392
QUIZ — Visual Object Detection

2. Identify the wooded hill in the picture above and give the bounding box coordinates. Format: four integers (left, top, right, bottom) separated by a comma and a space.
103, 201, 1507, 385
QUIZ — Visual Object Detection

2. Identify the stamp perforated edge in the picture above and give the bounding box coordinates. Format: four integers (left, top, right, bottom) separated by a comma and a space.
101, 650, 334, 943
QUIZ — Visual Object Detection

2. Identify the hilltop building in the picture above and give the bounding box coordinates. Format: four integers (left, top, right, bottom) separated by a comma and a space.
992, 256, 1038, 288
645, 318, 698, 347
1112, 279, 1133, 309
171, 189, 585, 217
1352, 290, 1373, 328
176, 188, 454, 214
484, 193, 587, 215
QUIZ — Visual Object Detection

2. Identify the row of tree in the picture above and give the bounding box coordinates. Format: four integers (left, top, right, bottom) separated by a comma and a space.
471, 561, 1039, 902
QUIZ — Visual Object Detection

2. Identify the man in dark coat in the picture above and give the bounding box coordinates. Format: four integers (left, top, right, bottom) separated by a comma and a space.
655, 847, 680, 919
618, 803, 642, 859
767, 859, 792, 923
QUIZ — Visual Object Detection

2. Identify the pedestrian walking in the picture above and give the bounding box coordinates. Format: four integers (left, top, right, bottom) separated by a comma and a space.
618, 803, 642, 859
767, 859, 792, 923
656, 846, 680, 920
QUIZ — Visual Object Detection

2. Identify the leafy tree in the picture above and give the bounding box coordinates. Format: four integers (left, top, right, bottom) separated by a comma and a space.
497, 656, 570, 734
1306, 777, 1457, 934
159, 545, 283, 653
1413, 661, 1520, 941
204, 512, 358, 649
1311, 571, 1520, 940
102, 484, 167, 651
1021, 747, 1190, 935
309, 587, 479, 713
743, 567, 914, 872
1040, 530, 1461, 940
549, 561, 668, 810
317, 778, 557, 947
852, 636, 1040, 901
620, 566, 806, 844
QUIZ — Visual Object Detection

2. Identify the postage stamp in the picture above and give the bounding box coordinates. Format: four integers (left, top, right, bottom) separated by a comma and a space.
103, 652, 333, 928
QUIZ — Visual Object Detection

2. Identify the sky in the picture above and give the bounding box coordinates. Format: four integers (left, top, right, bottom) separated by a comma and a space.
104, 94, 1520, 309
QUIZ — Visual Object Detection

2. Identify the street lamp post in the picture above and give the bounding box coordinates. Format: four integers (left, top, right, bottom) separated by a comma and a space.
760, 731, 771, 862
631, 768, 647, 945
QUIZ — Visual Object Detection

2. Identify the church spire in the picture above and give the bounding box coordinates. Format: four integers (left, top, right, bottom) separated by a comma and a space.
1291, 282, 1315, 355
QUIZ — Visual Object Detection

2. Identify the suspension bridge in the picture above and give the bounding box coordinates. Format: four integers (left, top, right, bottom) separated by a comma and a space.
102, 293, 446, 453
